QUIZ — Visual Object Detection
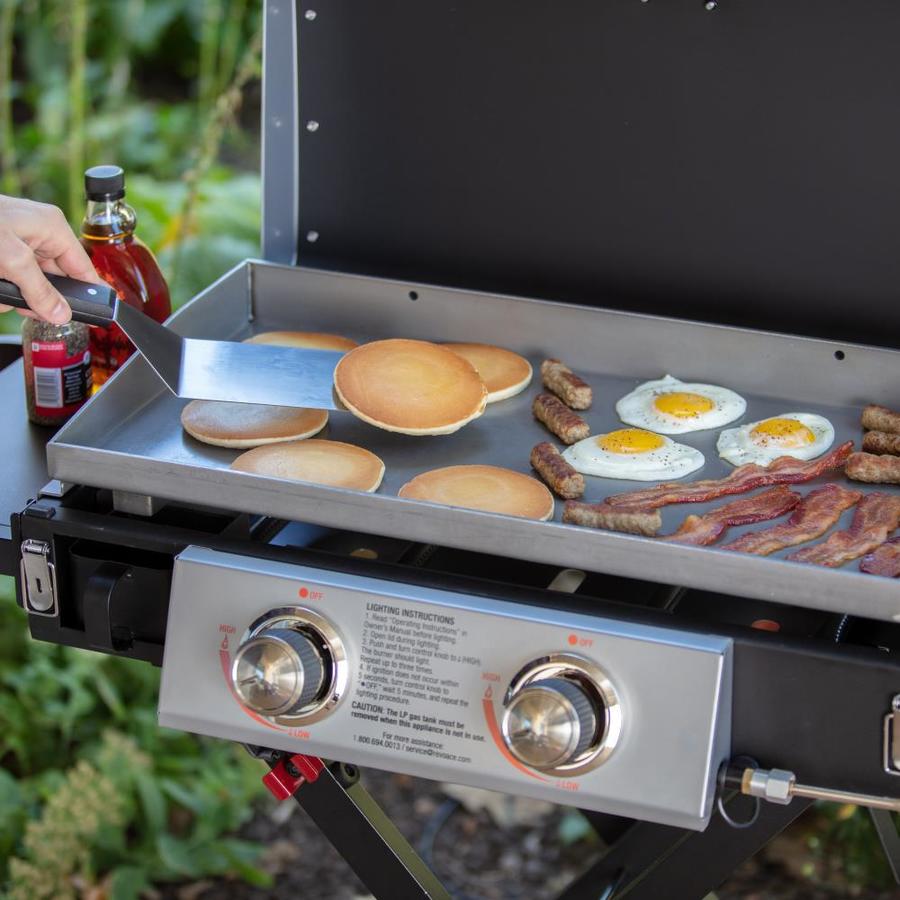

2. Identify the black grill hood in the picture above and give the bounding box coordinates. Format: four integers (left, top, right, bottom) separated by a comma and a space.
262, 0, 900, 348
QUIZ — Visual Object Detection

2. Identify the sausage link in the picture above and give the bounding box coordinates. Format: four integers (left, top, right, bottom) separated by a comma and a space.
863, 430, 900, 456
541, 359, 593, 410
532, 393, 590, 444
862, 404, 900, 435
846, 451, 900, 485
562, 500, 661, 536
530, 441, 585, 499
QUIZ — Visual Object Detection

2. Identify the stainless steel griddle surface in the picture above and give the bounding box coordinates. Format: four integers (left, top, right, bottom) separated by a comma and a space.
85, 360, 878, 542
49, 262, 900, 622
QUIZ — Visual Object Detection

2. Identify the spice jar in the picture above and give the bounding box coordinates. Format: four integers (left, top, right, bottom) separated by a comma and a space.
22, 316, 93, 426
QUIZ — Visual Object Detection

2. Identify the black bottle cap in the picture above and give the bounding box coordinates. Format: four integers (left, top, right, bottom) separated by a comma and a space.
84, 165, 125, 201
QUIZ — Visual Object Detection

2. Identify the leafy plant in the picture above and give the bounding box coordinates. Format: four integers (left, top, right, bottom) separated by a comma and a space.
0, 1, 272, 893
7, 754, 125, 900
810, 804, 896, 890
0, 577, 271, 893
170, 23, 262, 294
66, 0, 88, 221
0, 0, 20, 196
0, 0, 262, 333
5, 1, 261, 206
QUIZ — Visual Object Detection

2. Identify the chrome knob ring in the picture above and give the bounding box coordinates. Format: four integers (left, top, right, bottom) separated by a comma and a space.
232, 606, 348, 725
502, 653, 622, 776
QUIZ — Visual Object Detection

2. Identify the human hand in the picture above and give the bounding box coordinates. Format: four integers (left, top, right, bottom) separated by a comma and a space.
0, 194, 103, 324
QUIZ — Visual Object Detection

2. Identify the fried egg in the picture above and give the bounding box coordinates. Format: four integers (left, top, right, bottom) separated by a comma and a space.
616, 374, 747, 434
717, 412, 835, 466
562, 428, 705, 481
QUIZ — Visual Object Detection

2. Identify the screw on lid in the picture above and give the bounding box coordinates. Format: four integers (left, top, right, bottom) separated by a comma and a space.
84, 165, 125, 200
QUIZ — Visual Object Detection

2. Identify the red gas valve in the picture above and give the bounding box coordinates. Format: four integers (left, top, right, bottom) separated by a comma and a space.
263, 753, 325, 801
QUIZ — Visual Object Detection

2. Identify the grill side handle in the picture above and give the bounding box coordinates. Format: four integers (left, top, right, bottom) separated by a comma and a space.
0, 273, 117, 327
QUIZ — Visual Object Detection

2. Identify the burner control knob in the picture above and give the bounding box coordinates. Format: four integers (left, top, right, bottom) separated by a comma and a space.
501, 677, 600, 771
231, 627, 327, 717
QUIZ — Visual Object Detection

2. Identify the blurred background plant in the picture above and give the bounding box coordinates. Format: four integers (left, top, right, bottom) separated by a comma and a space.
0, 0, 271, 895
0, 0, 262, 334
0, 591, 270, 898
0, 1, 896, 897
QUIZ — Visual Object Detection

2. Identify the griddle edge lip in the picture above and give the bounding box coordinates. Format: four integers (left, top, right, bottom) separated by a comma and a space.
45, 259, 900, 623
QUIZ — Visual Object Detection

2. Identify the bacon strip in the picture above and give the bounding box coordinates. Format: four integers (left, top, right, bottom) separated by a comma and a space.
721, 484, 862, 556
660, 486, 801, 546
860, 537, 900, 577
787, 493, 900, 568
604, 442, 852, 510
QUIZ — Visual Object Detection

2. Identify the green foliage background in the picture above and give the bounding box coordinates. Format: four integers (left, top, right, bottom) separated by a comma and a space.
0, 1, 271, 896
0, 0, 263, 333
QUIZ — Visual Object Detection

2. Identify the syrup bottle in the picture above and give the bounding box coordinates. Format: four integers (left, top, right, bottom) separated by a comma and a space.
80, 165, 172, 389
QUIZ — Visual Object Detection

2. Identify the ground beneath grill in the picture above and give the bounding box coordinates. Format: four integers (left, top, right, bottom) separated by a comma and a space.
160, 771, 896, 899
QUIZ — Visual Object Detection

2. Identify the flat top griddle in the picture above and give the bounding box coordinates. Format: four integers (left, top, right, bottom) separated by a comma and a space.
48, 262, 900, 622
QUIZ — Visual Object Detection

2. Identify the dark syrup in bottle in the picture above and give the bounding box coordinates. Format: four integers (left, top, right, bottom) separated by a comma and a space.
80, 165, 171, 390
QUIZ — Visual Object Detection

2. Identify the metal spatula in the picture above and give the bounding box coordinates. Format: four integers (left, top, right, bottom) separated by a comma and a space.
0, 274, 343, 409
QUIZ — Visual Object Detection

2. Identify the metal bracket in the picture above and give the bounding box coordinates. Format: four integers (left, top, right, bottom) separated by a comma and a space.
884, 695, 900, 776
112, 490, 164, 517
20, 539, 57, 616
39, 480, 73, 499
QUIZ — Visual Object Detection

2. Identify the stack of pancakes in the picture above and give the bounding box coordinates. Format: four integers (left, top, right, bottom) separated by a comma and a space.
183, 330, 386, 489
334, 339, 487, 435
182, 332, 549, 515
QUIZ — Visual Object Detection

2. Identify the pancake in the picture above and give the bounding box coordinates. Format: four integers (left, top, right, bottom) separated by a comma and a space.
231, 439, 385, 492
181, 400, 328, 449
334, 339, 488, 435
398, 465, 554, 520
245, 330, 358, 351
444, 343, 532, 403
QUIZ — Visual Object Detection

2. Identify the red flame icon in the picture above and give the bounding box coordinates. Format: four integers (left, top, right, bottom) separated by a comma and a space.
484, 685, 493, 700
221, 636, 229, 651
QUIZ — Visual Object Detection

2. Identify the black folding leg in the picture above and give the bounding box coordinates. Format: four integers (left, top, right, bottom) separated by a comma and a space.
870, 809, 900, 885
251, 742, 816, 900
288, 762, 451, 900
558, 797, 813, 900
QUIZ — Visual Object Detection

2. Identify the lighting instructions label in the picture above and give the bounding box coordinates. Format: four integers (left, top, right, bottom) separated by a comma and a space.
350, 600, 487, 765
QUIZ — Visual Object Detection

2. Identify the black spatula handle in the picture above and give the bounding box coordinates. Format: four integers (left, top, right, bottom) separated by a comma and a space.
0, 273, 117, 326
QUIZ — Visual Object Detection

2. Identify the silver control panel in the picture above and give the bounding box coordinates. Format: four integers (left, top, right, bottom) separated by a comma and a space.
158, 547, 732, 830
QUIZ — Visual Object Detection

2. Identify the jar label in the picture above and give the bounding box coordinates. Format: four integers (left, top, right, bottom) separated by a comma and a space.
30, 341, 92, 418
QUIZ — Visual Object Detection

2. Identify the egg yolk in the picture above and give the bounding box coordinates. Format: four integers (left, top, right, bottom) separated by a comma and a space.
598, 428, 666, 454
653, 391, 715, 418
750, 418, 816, 447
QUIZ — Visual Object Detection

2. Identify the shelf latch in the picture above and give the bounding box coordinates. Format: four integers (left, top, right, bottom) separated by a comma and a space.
884, 694, 900, 776
20, 539, 57, 617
